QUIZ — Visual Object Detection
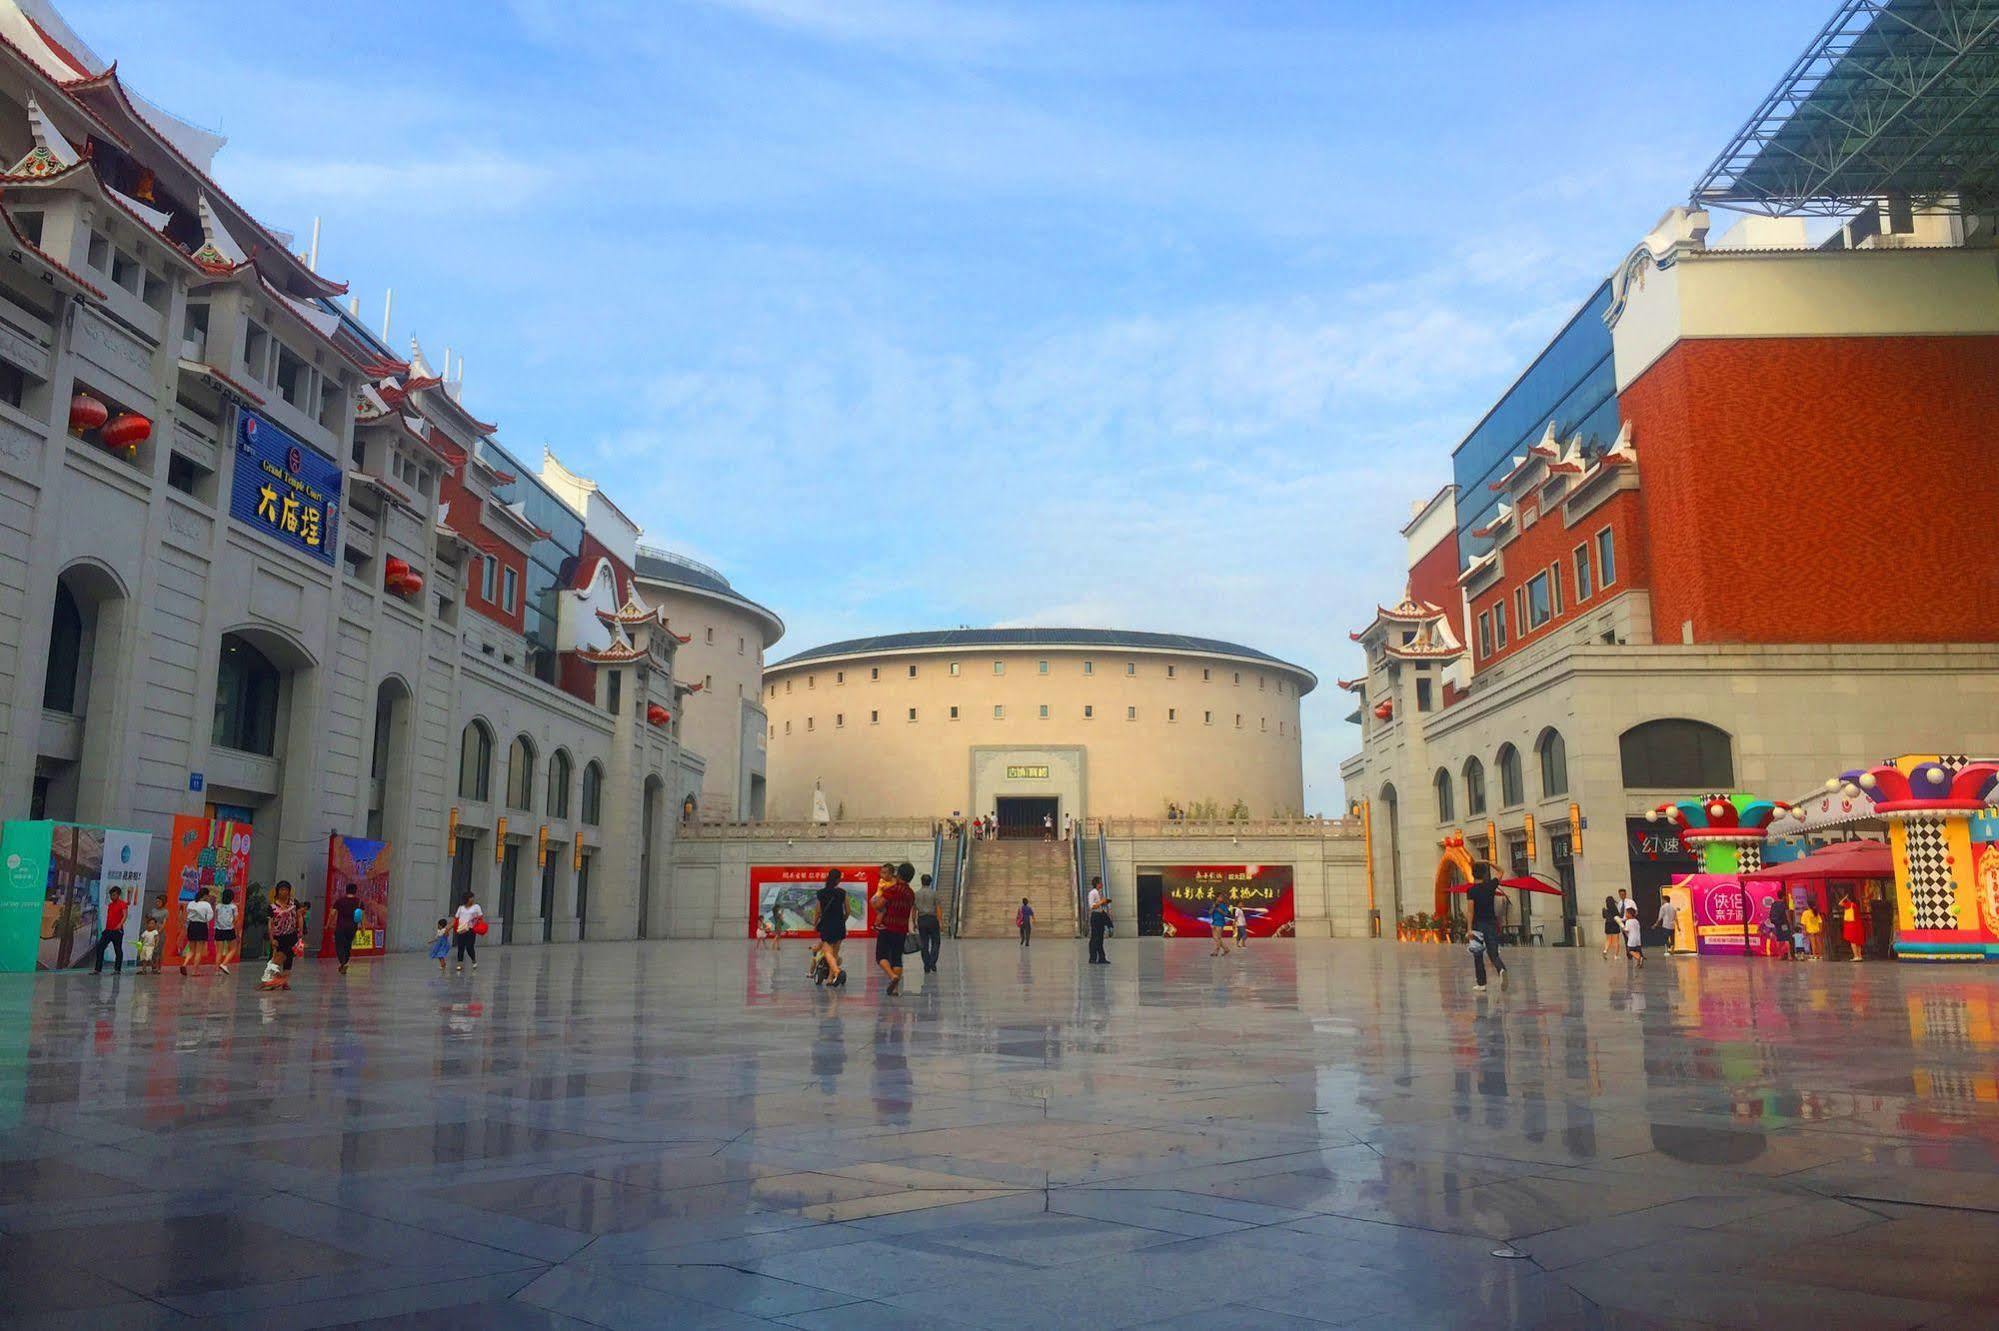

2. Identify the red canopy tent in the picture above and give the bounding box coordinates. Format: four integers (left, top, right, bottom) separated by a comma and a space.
1744, 839, 1892, 883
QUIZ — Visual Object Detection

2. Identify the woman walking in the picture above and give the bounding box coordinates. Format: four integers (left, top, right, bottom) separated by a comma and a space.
1839, 891, 1867, 961
213, 888, 241, 975
1600, 896, 1620, 960
452, 891, 484, 973
258, 881, 305, 991
811, 869, 848, 987
179, 887, 215, 977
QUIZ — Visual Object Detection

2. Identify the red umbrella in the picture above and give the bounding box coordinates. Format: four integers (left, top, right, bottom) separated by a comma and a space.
1745, 839, 1892, 882
1445, 876, 1565, 897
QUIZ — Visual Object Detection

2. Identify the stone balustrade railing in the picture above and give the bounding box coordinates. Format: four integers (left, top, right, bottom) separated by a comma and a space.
683, 818, 941, 840
1100, 816, 1361, 839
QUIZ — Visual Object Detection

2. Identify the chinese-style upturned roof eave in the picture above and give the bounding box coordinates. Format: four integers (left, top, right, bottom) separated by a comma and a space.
349, 469, 419, 512
1691, 0, 1999, 217
1336, 677, 1364, 692
57, 66, 347, 298
0, 158, 208, 276
0, 196, 103, 298
177, 358, 264, 407
1383, 643, 1464, 662
411, 381, 497, 437
576, 642, 647, 665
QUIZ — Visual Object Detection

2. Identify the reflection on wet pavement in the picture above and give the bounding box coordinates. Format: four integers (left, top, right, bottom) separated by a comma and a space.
2, 939, 1997, 1328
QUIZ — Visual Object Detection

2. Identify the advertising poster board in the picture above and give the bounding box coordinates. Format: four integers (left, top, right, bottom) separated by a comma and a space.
163, 815, 252, 962
1157, 864, 1295, 938
0, 821, 55, 972
1681, 873, 1792, 956
1972, 812, 1999, 943
320, 834, 392, 958
748, 865, 878, 938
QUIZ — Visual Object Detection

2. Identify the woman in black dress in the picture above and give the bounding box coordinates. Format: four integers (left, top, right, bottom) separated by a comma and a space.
811, 869, 849, 987
1600, 895, 1620, 961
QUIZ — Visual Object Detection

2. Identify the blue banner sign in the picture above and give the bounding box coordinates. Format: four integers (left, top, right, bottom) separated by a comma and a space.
231, 409, 340, 564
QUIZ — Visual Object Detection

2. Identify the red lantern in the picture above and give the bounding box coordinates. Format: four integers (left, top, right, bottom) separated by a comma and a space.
398, 571, 424, 598
68, 391, 108, 435
100, 412, 151, 450
647, 703, 670, 727
383, 556, 410, 587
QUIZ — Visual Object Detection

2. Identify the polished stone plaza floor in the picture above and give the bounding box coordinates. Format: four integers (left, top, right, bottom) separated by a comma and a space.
3, 938, 1997, 1330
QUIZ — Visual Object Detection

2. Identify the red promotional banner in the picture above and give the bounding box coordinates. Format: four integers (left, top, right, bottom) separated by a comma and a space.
163, 815, 251, 962
1157, 864, 1295, 938
748, 865, 880, 938
320, 834, 391, 958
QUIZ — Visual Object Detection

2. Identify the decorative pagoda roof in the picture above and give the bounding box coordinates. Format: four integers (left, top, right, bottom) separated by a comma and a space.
596, 590, 664, 628
1350, 590, 1448, 643
1382, 614, 1463, 663
575, 633, 648, 666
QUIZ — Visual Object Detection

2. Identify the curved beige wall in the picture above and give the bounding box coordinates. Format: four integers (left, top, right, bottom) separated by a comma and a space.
763, 644, 1310, 820
637, 582, 779, 820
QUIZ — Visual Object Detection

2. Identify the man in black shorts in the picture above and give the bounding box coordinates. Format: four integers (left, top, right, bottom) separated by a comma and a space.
1465, 866, 1507, 992
871, 863, 916, 996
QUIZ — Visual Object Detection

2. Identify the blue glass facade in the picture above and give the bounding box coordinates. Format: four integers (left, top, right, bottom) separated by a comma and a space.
489, 444, 586, 684
1450, 279, 1619, 567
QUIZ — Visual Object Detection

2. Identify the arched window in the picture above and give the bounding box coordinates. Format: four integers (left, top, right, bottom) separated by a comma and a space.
1433, 767, 1454, 823
505, 734, 535, 811
1620, 719, 1733, 789
213, 634, 280, 755
581, 761, 604, 826
41, 582, 83, 714
1537, 728, 1569, 798
1497, 743, 1524, 807
548, 750, 572, 818
458, 721, 493, 801
1463, 757, 1487, 817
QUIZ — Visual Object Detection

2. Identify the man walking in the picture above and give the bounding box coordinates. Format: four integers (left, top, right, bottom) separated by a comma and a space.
1466, 866, 1507, 992
1654, 894, 1680, 954
91, 886, 129, 975
913, 872, 943, 974
870, 863, 916, 996
1087, 877, 1111, 964
1016, 897, 1034, 947
333, 883, 363, 974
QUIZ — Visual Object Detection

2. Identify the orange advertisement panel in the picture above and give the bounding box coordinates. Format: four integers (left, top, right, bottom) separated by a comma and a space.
163, 815, 252, 960
748, 865, 880, 938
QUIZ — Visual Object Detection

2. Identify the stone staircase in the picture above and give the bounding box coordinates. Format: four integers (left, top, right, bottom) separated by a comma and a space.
960, 839, 1078, 938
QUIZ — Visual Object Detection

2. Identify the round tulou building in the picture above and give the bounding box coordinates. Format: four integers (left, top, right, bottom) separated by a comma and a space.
760, 628, 1315, 827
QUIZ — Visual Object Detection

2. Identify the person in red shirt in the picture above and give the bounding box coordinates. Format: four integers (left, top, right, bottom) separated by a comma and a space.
871, 862, 917, 996
92, 886, 130, 975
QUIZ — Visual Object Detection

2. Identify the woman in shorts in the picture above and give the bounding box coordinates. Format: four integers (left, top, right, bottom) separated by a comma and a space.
213, 888, 241, 975
259, 881, 305, 991
812, 869, 848, 987
179, 887, 214, 977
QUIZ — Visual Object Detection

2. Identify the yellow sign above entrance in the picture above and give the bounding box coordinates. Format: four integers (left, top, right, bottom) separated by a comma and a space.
1006, 765, 1050, 780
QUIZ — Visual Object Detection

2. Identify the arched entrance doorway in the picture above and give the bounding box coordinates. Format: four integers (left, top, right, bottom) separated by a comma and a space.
1434, 834, 1474, 918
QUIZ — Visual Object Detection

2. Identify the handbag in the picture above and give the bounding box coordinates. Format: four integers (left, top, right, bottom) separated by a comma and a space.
472, 917, 490, 936
1467, 932, 1486, 956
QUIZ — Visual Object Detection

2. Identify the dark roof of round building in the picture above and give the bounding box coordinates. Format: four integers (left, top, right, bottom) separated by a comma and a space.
633, 547, 785, 643
770, 628, 1315, 693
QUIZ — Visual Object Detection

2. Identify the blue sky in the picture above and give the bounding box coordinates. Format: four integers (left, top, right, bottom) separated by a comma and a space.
71, 0, 1834, 810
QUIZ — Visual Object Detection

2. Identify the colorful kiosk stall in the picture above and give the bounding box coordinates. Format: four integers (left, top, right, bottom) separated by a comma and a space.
1834, 756, 1999, 962
1643, 793, 1790, 955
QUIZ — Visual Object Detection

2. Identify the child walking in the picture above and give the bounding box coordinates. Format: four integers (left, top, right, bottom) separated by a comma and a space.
1622, 905, 1645, 969
213, 888, 240, 975
428, 918, 452, 974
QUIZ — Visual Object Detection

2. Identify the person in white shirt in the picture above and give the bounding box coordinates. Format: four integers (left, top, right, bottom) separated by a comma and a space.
179, 887, 215, 977
1042, 812, 1054, 841
1623, 906, 1645, 969
1232, 904, 1249, 951
213, 888, 241, 975
1086, 877, 1111, 964
452, 891, 485, 973
1654, 897, 1680, 953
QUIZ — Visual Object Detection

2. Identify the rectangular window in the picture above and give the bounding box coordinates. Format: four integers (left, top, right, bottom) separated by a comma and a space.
870, 709, 880, 724
908, 708, 917, 722
993, 661, 1004, 675
1126, 706, 1137, 720
705, 627, 714, 643
836, 713, 844, 727
836, 671, 844, 684
1494, 602, 1509, 649
1417, 677, 1434, 711
1039, 704, 1049, 718
993, 704, 1005, 719
1478, 611, 1494, 659
1125, 662, 1136, 676
806, 717, 814, 731
1038, 660, 1049, 674
739, 636, 745, 654
1551, 562, 1564, 615
502, 567, 518, 613
1204, 710, 1213, 725
1234, 713, 1243, 729
1260, 717, 1267, 731
1202, 668, 1211, 681
1233, 672, 1241, 685
1526, 571, 1552, 629
870, 667, 879, 680
908, 665, 917, 678
704, 674, 712, 690
1167, 665, 1176, 678
784, 720, 791, 734
808, 675, 816, 689
949, 706, 959, 720
1168, 707, 1177, 722
1514, 586, 1527, 636
1083, 660, 1093, 675
949, 661, 960, 676
607, 672, 621, 715
1596, 527, 1617, 588
481, 555, 497, 601
1258, 675, 1265, 690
